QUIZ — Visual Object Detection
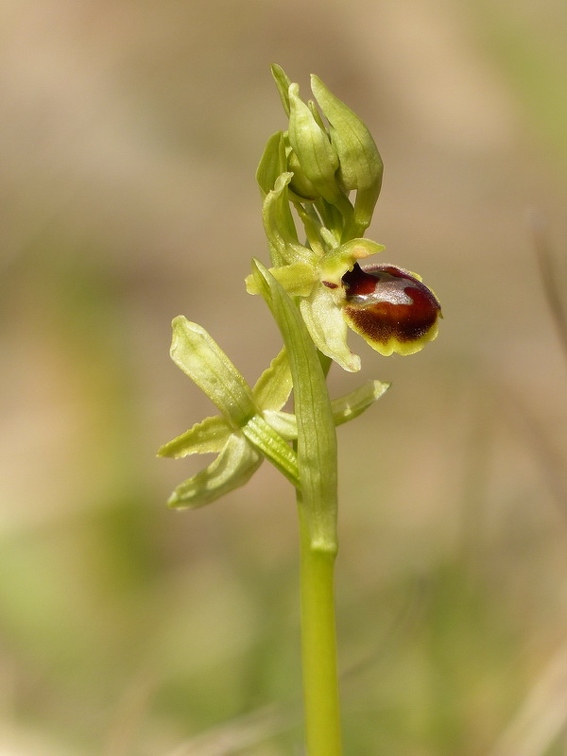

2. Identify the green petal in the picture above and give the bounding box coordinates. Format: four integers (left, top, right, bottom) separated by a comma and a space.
157, 415, 231, 459
167, 434, 262, 509
321, 238, 385, 284
170, 317, 257, 428
299, 286, 361, 373
245, 261, 317, 298
252, 348, 292, 411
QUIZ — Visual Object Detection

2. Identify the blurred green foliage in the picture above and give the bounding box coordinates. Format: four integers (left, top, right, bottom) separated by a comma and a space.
3, 2, 567, 754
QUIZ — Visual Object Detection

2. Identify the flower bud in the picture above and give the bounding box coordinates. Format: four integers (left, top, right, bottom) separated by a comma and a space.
311, 75, 383, 232
342, 263, 441, 356
287, 146, 320, 201
287, 83, 341, 204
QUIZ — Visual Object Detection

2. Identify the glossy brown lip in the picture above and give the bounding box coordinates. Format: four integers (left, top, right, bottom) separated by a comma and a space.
342, 263, 441, 345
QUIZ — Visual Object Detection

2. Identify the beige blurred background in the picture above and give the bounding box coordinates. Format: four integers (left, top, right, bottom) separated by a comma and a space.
2, 1, 567, 754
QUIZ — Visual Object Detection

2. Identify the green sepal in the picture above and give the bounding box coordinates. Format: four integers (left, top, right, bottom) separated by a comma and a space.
271, 63, 292, 117
256, 131, 287, 196
251, 259, 338, 551
264, 380, 390, 440
308, 98, 328, 133
293, 203, 328, 257
157, 415, 231, 458
299, 285, 361, 373
287, 146, 321, 201
170, 317, 257, 428
242, 414, 299, 487
167, 434, 263, 509
331, 379, 390, 423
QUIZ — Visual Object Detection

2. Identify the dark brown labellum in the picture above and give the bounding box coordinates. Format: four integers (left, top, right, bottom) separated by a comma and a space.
341, 263, 441, 355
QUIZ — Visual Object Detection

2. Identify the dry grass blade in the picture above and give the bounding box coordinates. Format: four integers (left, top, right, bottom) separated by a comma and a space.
488, 641, 567, 756
530, 209, 567, 368
165, 703, 299, 756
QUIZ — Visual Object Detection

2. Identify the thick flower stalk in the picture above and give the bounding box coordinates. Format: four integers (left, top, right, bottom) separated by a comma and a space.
159, 65, 441, 756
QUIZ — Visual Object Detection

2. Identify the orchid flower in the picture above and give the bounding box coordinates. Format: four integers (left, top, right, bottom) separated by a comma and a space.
159, 316, 387, 509
248, 65, 441, 372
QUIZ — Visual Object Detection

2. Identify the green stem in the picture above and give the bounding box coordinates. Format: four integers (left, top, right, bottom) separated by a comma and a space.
298, 494, 342, 756
250, 263, 343, 754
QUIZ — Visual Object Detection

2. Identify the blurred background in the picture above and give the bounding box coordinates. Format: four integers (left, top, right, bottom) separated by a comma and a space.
2, 1, 567, 753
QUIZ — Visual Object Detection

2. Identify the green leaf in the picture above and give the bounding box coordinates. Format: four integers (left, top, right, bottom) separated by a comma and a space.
167, 434, 263, 509
157, 415, 231, 458
251, 259, 338, 551
170, 317, 257, 428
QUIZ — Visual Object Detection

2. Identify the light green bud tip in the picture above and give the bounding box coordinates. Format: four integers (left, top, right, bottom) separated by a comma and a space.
311, 75, 383, 230
287, 83, 341, 204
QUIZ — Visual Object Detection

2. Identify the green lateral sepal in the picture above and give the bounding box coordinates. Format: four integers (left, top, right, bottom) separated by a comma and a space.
170, 317, 257, 428
157, 415, 231, 458
264, 379, 390, 440
331, 379, 390, 423
167, 434, 263, 510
